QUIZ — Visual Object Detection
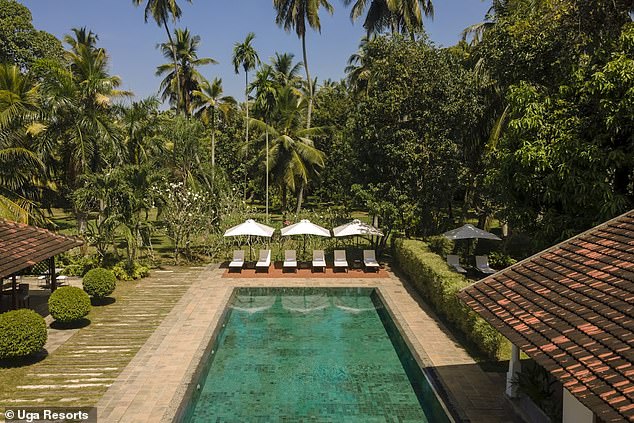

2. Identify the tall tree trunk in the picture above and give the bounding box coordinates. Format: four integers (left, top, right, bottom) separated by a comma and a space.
282, 186, 287, 215
302, 35, 313, 130
265, 126, 269, 222
296, 183, 305, 214
243, 71, 249, 200
162, 16, 181, 115
211, 106, 216, 186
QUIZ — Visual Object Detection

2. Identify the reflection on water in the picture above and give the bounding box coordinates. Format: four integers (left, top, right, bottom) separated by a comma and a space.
281, 294, 330, 313
230, 295, 276, 314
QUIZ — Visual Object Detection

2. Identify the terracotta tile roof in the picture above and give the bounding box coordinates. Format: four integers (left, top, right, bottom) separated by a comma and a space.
0, 219, 83, 279
458, 210, 634, 422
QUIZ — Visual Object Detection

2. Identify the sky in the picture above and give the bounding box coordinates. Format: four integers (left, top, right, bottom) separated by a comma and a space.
19, 0, 492, 101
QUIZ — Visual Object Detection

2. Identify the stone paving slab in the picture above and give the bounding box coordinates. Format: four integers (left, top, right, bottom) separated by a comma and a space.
96, 266, 524, 423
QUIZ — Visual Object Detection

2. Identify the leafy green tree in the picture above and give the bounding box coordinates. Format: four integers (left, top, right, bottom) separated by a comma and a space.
132, 0, 191, 111
157, 28, 216, 116
348, 36, 480, 237
0, 0, 63, 69
273, 0, 334, 129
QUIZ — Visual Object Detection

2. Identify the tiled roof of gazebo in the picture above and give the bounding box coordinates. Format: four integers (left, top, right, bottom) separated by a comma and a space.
0, 219, 83, 279
458, 210, 634, 422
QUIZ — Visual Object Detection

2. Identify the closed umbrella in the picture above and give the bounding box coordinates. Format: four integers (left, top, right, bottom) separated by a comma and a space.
224, 219, 275, 260
280, 219, 330, 259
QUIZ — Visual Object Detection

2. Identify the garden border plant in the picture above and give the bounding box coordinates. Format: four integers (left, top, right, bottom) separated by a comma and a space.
0, 309, 47, 360
48, 286, 91, 325
392, 238, 508, 360
83, 267, 117, 300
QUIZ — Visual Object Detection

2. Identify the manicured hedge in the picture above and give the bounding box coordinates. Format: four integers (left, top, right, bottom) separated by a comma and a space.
0, 309, 47, 359
392, 238, 507, 359
48, 286, 91, 323
83, 268, 116, 298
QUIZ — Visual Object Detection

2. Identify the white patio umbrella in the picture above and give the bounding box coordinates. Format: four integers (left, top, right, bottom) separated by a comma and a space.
333, 219, 383, 247
224, 219, 275, 259
280, 219, 330, 258
442, 224, 501, 241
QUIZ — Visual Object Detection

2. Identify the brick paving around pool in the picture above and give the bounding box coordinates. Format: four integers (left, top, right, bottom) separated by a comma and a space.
97, 265, 524, 423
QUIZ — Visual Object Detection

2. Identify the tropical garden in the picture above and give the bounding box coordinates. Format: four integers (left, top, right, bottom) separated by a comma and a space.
0, 0, 632, 273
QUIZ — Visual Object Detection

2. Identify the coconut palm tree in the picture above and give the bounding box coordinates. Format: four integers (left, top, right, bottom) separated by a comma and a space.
250, 65, 278, 221
250, 86, 325, 213
345, 35, 373, 96
0, 64, 48, 223
115, 97, 162, 166
132, 0, 191, 112
343, 0, 433, 35
193, 77, 236, 183
232, 32, 260, 199
270, 52, 303, 90
273, 0, 334, 130
157, 28, 216, 116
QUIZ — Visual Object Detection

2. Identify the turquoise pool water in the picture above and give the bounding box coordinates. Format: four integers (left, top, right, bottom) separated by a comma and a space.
183, 287, 451, 422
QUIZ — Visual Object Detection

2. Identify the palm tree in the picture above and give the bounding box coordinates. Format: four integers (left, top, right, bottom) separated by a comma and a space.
232, 32, 260, 199
157, 28, 216, 115
0, 64, 48, 223
63, 27, 100, 54
115, 97, 161, 166
273, 0, 334, 129
193, 77, 236, 183
251, 86, 325, 213
345, 36, 372, 96
37, 30, 130, 231
343, 0, 433, 35
270, 52, 303, 90
132, 0, 191, 112
250, 66, 278, 221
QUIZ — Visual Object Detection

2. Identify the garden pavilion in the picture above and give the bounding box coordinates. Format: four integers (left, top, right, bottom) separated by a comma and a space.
459, 210, 634, 423
0, 219, 83, 310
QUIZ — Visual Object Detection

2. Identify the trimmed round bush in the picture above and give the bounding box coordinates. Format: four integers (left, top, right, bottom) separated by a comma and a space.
82, 268, 116, 299
48, 286, 91, 323
0, 309, 47, 359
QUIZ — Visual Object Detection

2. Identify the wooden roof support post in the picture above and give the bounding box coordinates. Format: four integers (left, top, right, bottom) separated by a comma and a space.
49, 256, 57, 292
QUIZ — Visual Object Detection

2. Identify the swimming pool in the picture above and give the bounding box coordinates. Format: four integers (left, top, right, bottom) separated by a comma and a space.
181, 287, 452, 422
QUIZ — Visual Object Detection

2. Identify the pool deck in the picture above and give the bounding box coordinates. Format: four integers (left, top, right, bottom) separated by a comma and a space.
96, 265, 522, 422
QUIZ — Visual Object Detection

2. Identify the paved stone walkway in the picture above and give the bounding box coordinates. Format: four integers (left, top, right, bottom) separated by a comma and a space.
0, 269, 196, 410
97, 265, 523, 423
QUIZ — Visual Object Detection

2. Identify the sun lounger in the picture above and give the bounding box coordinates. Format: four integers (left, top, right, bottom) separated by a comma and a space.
363, 250, 380, 271
447, 255, 467, 273
334, 250, 348, 272
283, 250, 298, 272
312, 250, 326, 272
475, 255, 496, 274
255, 249, 271, 272
228, 250, 245, 271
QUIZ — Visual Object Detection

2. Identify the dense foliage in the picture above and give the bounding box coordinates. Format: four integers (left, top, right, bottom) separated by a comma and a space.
392, 238, 507, 359
0, 0, 631, 263
0, 309, 47, 359
82, 268, 117, 298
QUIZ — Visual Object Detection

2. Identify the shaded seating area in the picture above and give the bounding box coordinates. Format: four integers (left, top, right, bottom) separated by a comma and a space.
255, 249, 271, 272
333, 250, 349, 272
475, 255, 495, 274
446, 255, 467, 273
228, 250, 245, 271
363, 249, 380, 271
0, 219, 83, 312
